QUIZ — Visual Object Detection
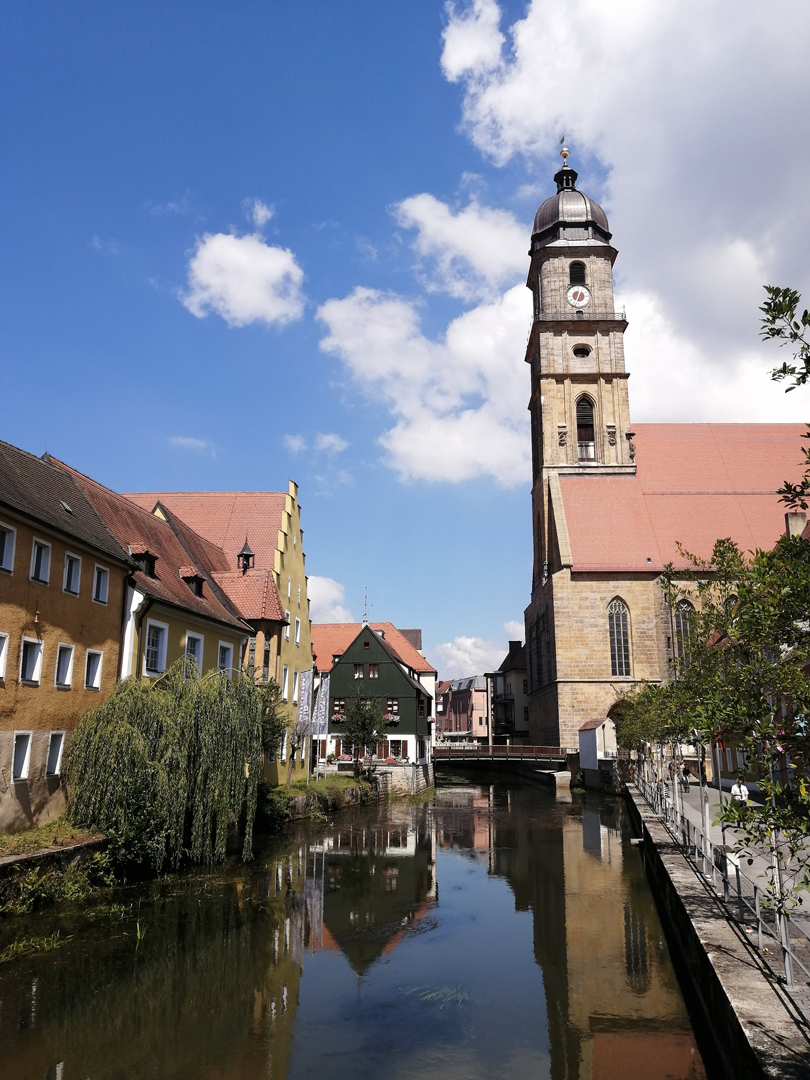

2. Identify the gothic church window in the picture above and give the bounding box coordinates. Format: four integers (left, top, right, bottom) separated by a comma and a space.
673, 600, 694, 664
576, 396, 596, 461
569, 261, 586, 285
608, 598, 631, 677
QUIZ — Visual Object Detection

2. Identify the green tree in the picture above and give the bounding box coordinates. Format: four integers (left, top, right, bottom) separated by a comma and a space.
67, 660, 285, 871
342, 691, 393, 777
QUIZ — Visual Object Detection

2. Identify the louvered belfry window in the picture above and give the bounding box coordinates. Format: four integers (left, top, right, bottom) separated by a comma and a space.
608, 599, 631, 677
576, 396, 595, 461
569, 261, 586, 285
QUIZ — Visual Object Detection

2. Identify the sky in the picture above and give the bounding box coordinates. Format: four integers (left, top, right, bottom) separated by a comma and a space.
2, 1, 810, 678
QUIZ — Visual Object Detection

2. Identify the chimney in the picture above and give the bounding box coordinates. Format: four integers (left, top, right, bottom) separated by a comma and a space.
785, 512, 807, 539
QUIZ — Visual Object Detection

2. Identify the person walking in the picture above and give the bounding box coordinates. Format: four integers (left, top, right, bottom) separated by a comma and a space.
731, 775, 749, 803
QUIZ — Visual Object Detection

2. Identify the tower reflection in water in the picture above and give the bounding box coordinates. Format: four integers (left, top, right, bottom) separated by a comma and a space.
0, 786, 704, 1080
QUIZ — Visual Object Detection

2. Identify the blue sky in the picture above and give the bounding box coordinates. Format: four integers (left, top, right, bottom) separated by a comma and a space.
3, 2, 810, 676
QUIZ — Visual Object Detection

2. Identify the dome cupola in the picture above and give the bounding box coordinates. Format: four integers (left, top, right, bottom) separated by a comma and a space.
532, 144, 611, 249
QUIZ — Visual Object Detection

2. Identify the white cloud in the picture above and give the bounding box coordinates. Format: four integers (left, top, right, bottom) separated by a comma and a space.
317, 283, 532, 485
284, 434, 306, 453
503, 620, 524, 642
316, 433, 349, 454
441, 0, 810, 414
393, 194, 526, 299
308, 576, 354, 623
249, 199, 274, 227
91, 235, 119, 256
431, 635, 506, 679
182, 230, 305, 328
168, 436, 214, 453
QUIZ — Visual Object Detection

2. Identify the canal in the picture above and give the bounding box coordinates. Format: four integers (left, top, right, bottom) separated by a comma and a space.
0, 781, 709, 1079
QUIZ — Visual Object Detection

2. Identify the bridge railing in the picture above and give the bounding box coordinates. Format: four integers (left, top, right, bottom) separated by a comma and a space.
433, 744, 572, 761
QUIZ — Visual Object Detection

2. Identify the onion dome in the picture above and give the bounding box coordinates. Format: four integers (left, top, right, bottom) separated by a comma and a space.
532, 144, 611, 248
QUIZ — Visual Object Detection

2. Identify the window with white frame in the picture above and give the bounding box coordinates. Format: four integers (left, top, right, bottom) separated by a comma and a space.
294, 618, 301, 646
282, 665, 289, 701
93, 565, 109, 604
218, 642, 233, 674
185, 632, 203, 676
12, 731, 32, 781
85, 650, 102, 690
20, 638, 43, 684
0, 633, 8, 679
287, 577, 291, 600
55, 644, 74, 688
63, 552, 81, 595
46, 732, 65, 776
30, 539, 51, 583
0, 522, 16, 572
297, 583, 301, 605
144, 620, 168, 675
285, 611, 290, 641
292, 669, 299, 703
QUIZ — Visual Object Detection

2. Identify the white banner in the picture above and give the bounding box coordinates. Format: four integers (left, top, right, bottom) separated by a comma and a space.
311, 673, 330, 735
296, 669, 312, 730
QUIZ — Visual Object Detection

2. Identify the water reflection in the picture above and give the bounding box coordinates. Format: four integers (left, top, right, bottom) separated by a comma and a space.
0, 784, 707, 1080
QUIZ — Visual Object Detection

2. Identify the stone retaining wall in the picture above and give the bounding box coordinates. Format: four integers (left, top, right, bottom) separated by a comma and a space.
627, 786, 810, 1080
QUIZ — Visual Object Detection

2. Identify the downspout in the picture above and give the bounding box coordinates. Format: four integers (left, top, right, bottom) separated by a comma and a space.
135, 598, 155, 679
116, 577, 135, 680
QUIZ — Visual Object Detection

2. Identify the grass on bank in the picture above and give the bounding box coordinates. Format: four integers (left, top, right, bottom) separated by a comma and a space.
0, 816, 101, 860
286, 775, 370, 797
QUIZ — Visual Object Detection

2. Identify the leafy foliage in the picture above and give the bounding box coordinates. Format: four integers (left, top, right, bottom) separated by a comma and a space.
620, 535, 810, 911
66, 661, 285, 871
342, 691, 395, 774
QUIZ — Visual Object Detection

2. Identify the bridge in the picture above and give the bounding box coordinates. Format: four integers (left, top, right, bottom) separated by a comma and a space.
433, 745, 572, 767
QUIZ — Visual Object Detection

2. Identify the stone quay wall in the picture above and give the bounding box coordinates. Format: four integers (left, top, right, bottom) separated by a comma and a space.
627, 785, 810, 1080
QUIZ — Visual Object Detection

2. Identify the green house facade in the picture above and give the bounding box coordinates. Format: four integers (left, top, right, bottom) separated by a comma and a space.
327, 625, 433, 764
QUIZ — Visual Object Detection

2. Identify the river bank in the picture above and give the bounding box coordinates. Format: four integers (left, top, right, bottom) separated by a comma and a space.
627, 783, 810, 1080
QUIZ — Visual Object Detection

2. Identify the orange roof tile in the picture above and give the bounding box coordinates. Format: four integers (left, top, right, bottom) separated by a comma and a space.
50, 459, 248, 631
211, 569, 285, 622
122, 491, 289, 570
310, 622, 436, 675
559, 423, 806, 571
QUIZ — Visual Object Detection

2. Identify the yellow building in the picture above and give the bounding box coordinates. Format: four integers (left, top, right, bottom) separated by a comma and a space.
122, 484, 313, 785
0, 441, 133, 830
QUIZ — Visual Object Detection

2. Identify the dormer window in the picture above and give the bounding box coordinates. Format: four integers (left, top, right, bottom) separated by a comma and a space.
180, 568, 205, 597
569, 261, 586, 285
131, 548, 157, 578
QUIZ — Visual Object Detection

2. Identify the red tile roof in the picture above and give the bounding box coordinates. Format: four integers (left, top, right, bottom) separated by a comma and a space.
50, 459, 248, 631
122, 491, 289, 570
211, 570, 286, 622
559, 424, 806, 571
310, 622, 437, 675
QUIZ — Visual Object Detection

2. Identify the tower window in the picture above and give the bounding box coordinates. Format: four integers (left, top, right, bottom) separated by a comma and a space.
572, 345, 591, 359
608, 599, 631, 677
576, 396, 595, 461
569, 262, 586, 285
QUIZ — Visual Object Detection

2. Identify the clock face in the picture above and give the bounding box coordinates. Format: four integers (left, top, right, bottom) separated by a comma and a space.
566, 284, 591, 309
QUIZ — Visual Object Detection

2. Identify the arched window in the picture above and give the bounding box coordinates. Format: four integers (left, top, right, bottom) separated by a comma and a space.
569, 261, 586, 285
576, 396, 595, 461
673, 600, 694, 663
608, 598, 631, 677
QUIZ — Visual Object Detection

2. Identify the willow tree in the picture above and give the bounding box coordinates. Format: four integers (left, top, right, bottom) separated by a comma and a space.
66, 660, 284, 871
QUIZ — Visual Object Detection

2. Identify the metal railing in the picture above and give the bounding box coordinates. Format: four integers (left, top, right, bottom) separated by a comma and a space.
434, 744, 572, 761
534, 310, 627, 322
635, 775, 810, 990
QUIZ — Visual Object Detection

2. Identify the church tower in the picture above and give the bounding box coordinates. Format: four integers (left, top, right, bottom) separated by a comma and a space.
524, 146, 636, 744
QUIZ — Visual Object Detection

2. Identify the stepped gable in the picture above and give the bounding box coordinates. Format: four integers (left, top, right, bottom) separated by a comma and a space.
123, 490, 287, 569
310, 622, 436, 675
49, 458, 247, 630
557, 423, 807, 572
